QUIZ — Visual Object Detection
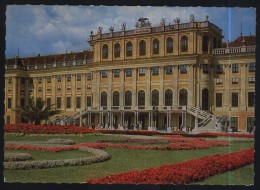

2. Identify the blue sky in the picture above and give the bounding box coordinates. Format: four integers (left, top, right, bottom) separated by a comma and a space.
6, 5, 256, 58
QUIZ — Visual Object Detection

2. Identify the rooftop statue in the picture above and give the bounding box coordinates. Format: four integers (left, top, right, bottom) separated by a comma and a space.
135, 17, 152, 28
160, 18, 166, 26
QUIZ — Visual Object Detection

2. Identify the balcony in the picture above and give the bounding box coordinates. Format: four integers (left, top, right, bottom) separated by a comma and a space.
213, 45, 255, 55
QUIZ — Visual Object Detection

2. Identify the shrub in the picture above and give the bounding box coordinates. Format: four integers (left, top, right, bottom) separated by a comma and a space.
4, 153, 33, 162
47, 139, 75, 145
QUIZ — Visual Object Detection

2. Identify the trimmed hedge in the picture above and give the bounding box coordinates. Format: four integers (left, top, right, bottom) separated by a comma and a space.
4, 147, 110, 170
4, 153, 33, 162
47, 139, 75, 145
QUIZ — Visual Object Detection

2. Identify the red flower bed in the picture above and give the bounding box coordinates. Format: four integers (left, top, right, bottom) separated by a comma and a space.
198, 132, 254, 138
87, 148, 254, 184
5, 145, 78, 152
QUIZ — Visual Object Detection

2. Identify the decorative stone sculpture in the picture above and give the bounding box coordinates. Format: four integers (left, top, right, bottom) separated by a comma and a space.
173, 17, 180, 24
160, 18, 166, 26
135, 17, 152, 28
190, 14, 195, 22
97, 27, 103, 34
109, 26, 114, 32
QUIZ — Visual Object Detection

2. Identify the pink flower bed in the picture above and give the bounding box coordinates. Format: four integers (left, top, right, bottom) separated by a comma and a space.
87, 148, 254, 184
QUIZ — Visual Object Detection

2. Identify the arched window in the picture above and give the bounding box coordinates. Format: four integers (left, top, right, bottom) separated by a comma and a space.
113, 91, 119, 106
181, 36, 188, 52
153, 39, 159, 54
102, 44, 108, 59
179, 89, 188, 106
152, 89, 159, 106
126, 42, 132, 57
138, 90, 145, 106
165, 89, 173, 106
125, 90, 132, 106
101, 91, 107, 107
202, 35, 209, 52
114, 43, 120, 58
139, 40, 146, 56
166, 37, 173, 53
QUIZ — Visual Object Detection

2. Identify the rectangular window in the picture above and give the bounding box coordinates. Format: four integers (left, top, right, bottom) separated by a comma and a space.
232, 78, 239, 84
38, 78, 42, 84
232, 64, 239, 73
21, 78, 25, 84
165, 66, 173, 75
179, 65, 187, 74
76, 97, 81, 108
66, 97, 71, 108
7, 98, 11, 108
57, 86, 61, 91
125, 68, 132, 77
77, 85, 81, 91
248, 77, 255, 84
215, 65, 223, 74
67, 85, 72, 90
47, 86, 51, 91
8, 78, 12, 84
113, 69, 120, 78
151, 67, 159, 76
29, 78, 33, 84
248, 63, 255, 72
67, 74, 71, 82
47, 76, 51, 83
248, 92, 255, 107
77, 74, 81, 81
46, 98, 51, 107
57, 75, 61, 82
6, 116, 10, 124
216, 93, 222, 107
87, 73, 92, 81
20, 88, 25, 93
38, 87, 42, 92
56, 97, 61, 109
230, 117, 238, 132
20, 98, 25, 107
216, 78, 223, 85
101, 70, 108, 78
139, 68, 146, 76
247, 117, 255, 132
203, 64, 209, 74
87, 96, 92, 107
232, 93, 238, 107
87, 84, 92, 89
29, 86, 34, 92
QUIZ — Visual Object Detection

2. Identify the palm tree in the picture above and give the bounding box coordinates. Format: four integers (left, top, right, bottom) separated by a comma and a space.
15, 97, 60, 125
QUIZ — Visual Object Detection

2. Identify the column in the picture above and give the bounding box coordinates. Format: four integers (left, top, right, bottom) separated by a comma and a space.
224, 65, 230, 111
148, 112, 151, 129
33, 77, 37, 102
107, 70, 112, 108
94, 71, 100, 107
173, 66, 178, 108
240, 64, 246, 110
51, 75, 56, 106
188, 65, 194, 106
12, 77, 17, 109
145, 68, 151, 109
61, 75, 66, 110
196, 64, 200, 108
132, 68, 137, 109
159, 66, 164, 107
71, 74, 76, 111
119, 69, 124, 108
25, 77, 29, 105
42, 77, 46, 102
82, 74, 86, 108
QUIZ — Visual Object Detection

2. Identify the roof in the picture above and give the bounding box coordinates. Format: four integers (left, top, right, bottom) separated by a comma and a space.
222, 35, 256, 48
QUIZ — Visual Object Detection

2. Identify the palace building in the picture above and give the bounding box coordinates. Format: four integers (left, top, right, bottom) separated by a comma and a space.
5, 16, 255, 132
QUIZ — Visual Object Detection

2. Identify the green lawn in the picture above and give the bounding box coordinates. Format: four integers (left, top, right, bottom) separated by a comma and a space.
4, 133, 254, 184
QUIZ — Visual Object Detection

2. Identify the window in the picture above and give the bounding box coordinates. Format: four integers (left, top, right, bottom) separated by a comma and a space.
139, 40, 146, 56
77, 86, 81, 90
101, 91, 107, 107
8, 87, 12, 93
87, 96, 92, 107
166, 37, 173, 53
38, 87, 42, 92
179, 89, 188, 106
47, 86, 51, 91
165, 89, 173, 106
247, 117, 255, 132
248, 92, 255, 107
125, 91, 132, 106
67, 85, 72, 90
101, 70, 108, 78
152, 90, 159, 106
125, 69, 132, 77
87, 73, 92, 81
56, 97, 61, 109
230, 117, 238, 131
113, 69, 120, 78
102, 44, 108, 59
38, 78, 42, 84
248, 63, 255, 72
216, 93, 222, 107
138, 90, 145, 106
113, 91, 119, 107
20, 88, 25, 93
87, 84, 91, 89
139, 68, 146, 76
46, 98, 51, 107
202, 35, 209, 52
20, 98, 25, 107
57, 75, 61, 82
215, 65, 223, 74
232, 93, 238, 107
126, 42, 132, 57
232, 64, 239, 73
47, 76, 51, 83
6, 116, 10, 124
203, 64, 209, 74
165, 66, 173, 75
8, 78, 12, 84
232, 78, 239, 84
153, 39, 159, 54
29, 87, 34, 92
76, 97, 81, 109
181, 36, 188, 52
57, 86, 61, 91
21, 78, 25, 84
248, 77, 255, 84
151, 67, 159, 76
77, 74, 81, 81
66, 74, 71, 82
7, 98, 11, 108
213, 37, 217, 48
66, 97, 71, 108
114, 43, 120, 58
29, 78, 33, 84
216, 78, 223, 85
179, 65, 187, 74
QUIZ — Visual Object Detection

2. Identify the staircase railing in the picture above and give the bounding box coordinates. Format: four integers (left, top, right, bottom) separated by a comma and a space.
186, 106, 214, 128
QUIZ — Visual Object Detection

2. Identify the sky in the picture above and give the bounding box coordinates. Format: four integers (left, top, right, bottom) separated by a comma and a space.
5, 5, 256, 58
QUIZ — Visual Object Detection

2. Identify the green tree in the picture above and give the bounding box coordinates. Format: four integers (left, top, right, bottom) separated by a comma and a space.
15, 97, 60, 125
